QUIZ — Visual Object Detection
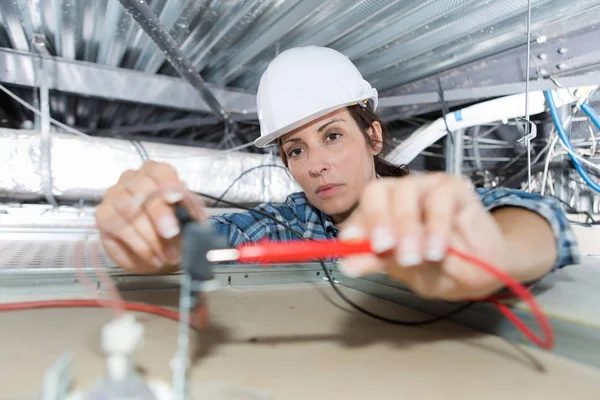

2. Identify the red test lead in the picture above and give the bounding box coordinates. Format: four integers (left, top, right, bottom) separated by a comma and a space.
206, 238, 374, 264
207, 239, 554, 350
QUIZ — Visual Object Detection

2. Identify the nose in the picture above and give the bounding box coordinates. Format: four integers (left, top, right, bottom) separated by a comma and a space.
307, 148, 330, 177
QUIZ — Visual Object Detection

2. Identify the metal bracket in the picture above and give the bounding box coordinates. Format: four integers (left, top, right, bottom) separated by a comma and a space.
516, 117, 538, 145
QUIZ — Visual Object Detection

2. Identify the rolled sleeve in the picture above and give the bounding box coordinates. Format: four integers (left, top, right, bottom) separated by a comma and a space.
476, 188, 580, 271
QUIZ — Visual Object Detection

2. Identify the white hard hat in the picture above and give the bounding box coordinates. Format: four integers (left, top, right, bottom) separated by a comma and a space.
254, 46, 378, 148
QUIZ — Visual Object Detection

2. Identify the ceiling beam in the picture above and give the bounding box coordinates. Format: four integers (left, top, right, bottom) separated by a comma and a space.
0, 48, 257, 115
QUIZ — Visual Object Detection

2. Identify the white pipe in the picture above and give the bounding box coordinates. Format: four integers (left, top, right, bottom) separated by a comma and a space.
385, 89, 579, 166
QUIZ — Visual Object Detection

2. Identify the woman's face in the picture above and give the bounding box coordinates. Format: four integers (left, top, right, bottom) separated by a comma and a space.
281, 107, 382, 225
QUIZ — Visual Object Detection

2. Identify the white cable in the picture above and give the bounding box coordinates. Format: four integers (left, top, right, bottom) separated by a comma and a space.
539, 86, 599, 194
588, 122, 597, 157
540, 134, 558, 195
553, 145, 600, 172
0, 82, 256, 159
541, 133, 600, 195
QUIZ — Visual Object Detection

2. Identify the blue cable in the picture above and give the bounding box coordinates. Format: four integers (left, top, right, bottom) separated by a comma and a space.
543, 90, 600, 192
581, 101, 600, 132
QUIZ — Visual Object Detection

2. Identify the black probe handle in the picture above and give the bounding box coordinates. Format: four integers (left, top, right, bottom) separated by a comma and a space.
172, 203, 194, 227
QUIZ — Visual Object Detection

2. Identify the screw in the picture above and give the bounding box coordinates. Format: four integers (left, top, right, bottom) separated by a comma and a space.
557, 47, 568, 55
557, 63, 567, 70
535, 35, 547, 44
537, 53, 547, 61
538, 68, 550, 77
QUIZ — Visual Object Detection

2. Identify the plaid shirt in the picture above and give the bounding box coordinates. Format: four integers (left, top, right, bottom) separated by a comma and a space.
209, 187, 580, 271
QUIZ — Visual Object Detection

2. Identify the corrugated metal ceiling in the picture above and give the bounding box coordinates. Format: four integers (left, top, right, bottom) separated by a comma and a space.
1, 0, 600, 143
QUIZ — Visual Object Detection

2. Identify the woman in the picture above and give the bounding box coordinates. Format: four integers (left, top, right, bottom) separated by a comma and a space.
95, 46, 579, 301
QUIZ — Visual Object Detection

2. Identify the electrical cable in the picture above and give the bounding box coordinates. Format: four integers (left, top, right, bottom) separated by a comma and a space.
196, 191, 553, 348
524, 0, 533, 192
198, 190, 477, 326
210, 164, 290, 207
588, 122, 597, 157
0, 299, 181, 323
437, 77, 454, 146
544, 90, 600, 192
130, 138, 150, 162
552, 146, 600, 172
502, 160, 600, 190
581, 101, 600, 133
449, 247, 552, 349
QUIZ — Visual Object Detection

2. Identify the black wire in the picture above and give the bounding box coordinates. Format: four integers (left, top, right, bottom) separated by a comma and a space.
552, 196, 597, 225
211, 164, 289, 207
196, 191, 476, 326
132, 138, 150, 161
438, 77, 454, 146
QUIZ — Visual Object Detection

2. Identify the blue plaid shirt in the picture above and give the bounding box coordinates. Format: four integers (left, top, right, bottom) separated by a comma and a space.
209, 188, 580, 271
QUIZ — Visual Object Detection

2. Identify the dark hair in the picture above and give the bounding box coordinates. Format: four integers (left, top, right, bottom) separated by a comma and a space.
278, 104, 409, 178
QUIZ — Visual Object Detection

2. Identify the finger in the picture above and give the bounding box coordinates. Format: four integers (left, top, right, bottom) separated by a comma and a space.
99, 195, 163, 269
122, 174, 178, 264
422, 176, 477, 262
141, 161, 184, 198
182, 191, 208, 222
357, 180, 396, 254
337, 254, 383, 277
444, 208, 504, 296
102, 234, 163, 275
389, 177, 425, 267
404, 263, 460, 300
96, 186, 127, 237
137, 162, 186, 241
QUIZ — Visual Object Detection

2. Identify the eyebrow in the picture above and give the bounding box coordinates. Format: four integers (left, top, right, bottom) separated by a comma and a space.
317, 118, 344, 132
282, 119, 345, 145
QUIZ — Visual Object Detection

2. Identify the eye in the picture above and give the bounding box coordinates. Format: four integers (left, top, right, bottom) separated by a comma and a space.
325, 132, 341, 142
288, 148, 304, 158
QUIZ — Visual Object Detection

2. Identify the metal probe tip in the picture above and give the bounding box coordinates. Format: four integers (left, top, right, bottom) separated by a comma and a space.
206, 249, 240, 263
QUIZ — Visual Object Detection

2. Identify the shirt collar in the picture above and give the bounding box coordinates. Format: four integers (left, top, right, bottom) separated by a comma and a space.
319, 208, 339, 237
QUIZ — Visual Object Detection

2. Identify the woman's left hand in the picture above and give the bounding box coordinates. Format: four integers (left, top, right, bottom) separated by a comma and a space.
338, 174, 514, 301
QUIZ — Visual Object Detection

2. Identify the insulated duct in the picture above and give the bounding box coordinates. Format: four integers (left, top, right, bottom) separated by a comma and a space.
0, 128, 299, 205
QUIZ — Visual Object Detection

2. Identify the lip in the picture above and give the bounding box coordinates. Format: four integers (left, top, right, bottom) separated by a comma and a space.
316, 183, 344, 198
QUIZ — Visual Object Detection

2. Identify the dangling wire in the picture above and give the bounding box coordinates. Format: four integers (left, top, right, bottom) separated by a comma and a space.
524, 0, 533, 191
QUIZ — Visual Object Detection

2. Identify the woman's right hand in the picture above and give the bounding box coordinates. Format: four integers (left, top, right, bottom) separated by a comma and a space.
95, 161, 206, 274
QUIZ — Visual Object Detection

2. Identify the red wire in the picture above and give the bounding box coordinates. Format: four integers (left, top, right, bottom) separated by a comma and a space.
448, 247, 554, 350
238, 239, 554, 350
0, 299, 181, 323
0, 244, 553, 350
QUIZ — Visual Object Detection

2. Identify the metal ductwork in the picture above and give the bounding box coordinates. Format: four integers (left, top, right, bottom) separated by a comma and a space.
0, 128, 298, 205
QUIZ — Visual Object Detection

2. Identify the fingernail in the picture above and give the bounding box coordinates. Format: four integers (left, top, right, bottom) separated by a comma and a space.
395, 236, 422, 267
425, 235, 446, 262
158, 215, 180, 239
164, 191, 184, 204
152, 256, 163, 269
339, 225, 366, 240
337, 260, 362, 277
371, 226, 396, 254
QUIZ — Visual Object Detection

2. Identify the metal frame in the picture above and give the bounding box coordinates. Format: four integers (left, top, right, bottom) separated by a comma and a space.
0, 49, 256, 115
380, 24, 600, 109
379, 72, 600, 107
333, 268, 600, 370
117, 0, 231, 125
2, 258, 599, 370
